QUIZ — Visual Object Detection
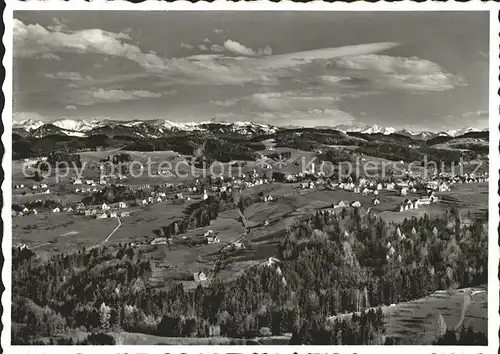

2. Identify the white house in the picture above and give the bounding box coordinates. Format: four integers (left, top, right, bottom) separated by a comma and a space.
52, 207, 61, 213
267, 257, 280, 267
206, 235, 220, 244
336, 200, 348, 208
400, 188, 408, 196
372, 198, 380, 205
97, 213, 108, 219
102, 203, 110, 211
351, 201, 361, 208
120, 211, 130, 217
193, 271, 207, 283
118, 201, 127, 209
151, 237, 167, 245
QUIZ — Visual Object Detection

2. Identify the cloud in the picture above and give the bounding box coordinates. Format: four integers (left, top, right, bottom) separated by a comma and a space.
13, 111, 47, 123
444, 110, 488, 121
210, 98, 241, 107
67, 88, 163, 106
203, 38, 211, 43
214, 29, 224, 34
257, 46, 273, 56
14, 19, 166, 70
250, 91, 340, 111
44, 72, 89, 81
14, 19, 404, 88
47, 17, 68, 32
441, 110, 488, 131
462, 110, 488, 118
334, 54, 465, 92
198, 44, 209, 52
65, 105, 78, 110
210, 44, 225, 53
319, 75, 351, 84
162, 89, 178, 96
180, 42, 194, 50
38, 53, 61, 60
224, 39, 256, 56
250, 42, 399, 70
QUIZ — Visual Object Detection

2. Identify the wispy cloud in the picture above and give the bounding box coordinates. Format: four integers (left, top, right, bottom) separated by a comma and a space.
44, 72, 90, 81
66, 88, 163, 106
334, 54, 466, 92
442, 110, 488, 129
38, 53, 61, 61
65, 105, 78, 111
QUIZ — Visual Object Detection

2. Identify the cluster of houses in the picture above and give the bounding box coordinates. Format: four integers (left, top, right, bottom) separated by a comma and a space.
14, 183, 50, 194
12, 208, 39, 217
323, 200, 362, 213
149, 228, 221, 248
72, 173, 128, 191
398, 191, 440, 212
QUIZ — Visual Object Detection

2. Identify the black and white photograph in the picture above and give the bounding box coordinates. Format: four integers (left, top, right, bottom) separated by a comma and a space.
4, 5, 498, 351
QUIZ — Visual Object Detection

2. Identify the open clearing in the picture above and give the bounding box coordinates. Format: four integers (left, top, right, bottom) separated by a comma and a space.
328, 285, 487, 345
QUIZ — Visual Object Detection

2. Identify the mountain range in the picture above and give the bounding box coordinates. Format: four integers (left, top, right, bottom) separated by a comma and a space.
13, 118, 487, 140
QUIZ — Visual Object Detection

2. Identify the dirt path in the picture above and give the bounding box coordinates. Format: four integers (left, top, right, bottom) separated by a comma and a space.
100, 217, 121, 246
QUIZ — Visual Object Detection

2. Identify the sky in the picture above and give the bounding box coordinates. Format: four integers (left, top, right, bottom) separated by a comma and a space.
13, 11, 489, 131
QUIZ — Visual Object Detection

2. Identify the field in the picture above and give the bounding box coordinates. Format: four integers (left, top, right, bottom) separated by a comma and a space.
383, 286, 488, 344
11, 144, 490, 345
327, 285, 487, 345
12, 199, 189, 255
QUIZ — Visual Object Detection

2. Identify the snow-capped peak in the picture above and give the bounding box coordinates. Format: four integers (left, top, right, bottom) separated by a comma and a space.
445, 127, 481, 137
51, 118, 102, 132
13, 119, 45, 131
362, 124, 396, 135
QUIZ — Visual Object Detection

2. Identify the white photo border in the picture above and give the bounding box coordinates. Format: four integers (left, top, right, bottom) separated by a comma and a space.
2, 2, 499, 354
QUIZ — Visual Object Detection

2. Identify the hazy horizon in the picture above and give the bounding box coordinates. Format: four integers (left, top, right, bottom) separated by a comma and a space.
13, 11, 489, 131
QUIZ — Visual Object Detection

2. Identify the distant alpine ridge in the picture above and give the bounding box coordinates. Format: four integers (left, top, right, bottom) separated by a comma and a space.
13, 118, 487, 140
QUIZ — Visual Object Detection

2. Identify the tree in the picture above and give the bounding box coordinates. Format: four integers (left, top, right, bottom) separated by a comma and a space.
99, 302, 111, 331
